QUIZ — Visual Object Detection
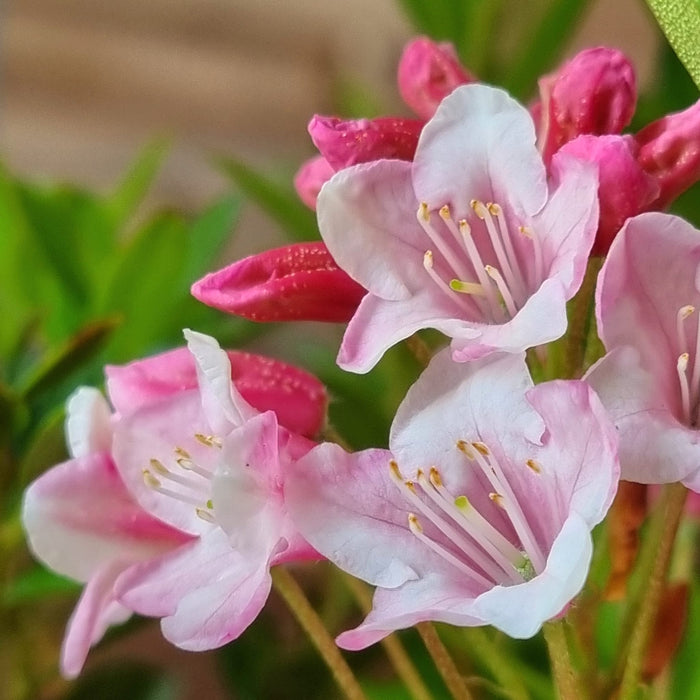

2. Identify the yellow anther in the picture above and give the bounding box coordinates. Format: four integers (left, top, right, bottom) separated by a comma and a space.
142, 470, 161, 489
149, 458, 168, 475
526, 459, 542, 474
489, 492, 505, 508
472, 441, 490, 456
429, 467, 443, 487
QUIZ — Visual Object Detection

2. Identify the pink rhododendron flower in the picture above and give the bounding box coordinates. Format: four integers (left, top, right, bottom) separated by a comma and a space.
22, 334, 325, 675
397, 37, 475, 120
191, 241, 366, 324
535, 47, 636, 166
286, 351, 619, 646
318, 84, 599, 372
294, 155, 335, 210
586, 213, 700, 490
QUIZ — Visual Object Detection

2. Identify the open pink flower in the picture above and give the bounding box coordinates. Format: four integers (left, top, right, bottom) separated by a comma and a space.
318, 84, 599, 372
286, 351, 619, 646
586, 213, 700, 489
22, 334, 324, 675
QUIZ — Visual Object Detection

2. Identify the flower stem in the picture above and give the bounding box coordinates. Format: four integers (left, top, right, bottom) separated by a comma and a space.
617, 482, 688, 700
416, 622, 473, 700
343, 575, 433, 700
543, 620, 583, 700
271, 567, 367, 700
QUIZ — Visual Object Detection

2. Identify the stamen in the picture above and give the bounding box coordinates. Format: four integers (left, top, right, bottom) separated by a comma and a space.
463, 442, 547, 573
423, 251, 474, 312
142, 469, 203, 507
174, 446, 191, 460
417, 203, 472, 282
526, 459, 542, 474
473, 200, 522, 306
485, 266, 519, 317
418, 469, 524, 581
458, 219, 503, 318
490, 203, 526, 299
520, 225, 543, 289
408, 514, 492, 587
449, 279, 487, 296
176, 456, 212, 480
195, 433, 222, 448
678, 353, 691, 422
195, 507, 217, 524
690, 310, 700, 420
390, 462, 506, 582
148, 458, 201, 490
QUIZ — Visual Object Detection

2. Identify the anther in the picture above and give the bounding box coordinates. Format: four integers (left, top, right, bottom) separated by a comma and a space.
526, 459, 542, 474
456, 439, 476, 459
489, 492, 505, 508
149, 458, 168, 475
472, 442, 489, 456
196, 507, 216, 524
195, 433, 222, 448
143, 469, 161, 489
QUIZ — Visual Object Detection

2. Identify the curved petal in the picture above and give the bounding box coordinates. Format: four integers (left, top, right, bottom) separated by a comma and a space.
116, 529, 272, 651
337, 572, 482, 650
413, 84, 547, 219
60, 559, 133, 679
106, 348, 198, 416
22, 453, 187, 582
472, 512, 592, 638
586, 346, 700, 484
286, 442, 431, 588
317, 159, 424, 301
339, 292, 480, 373
184, 329, 257, 432
65, 388, 112, 458
212, 411, 284, 557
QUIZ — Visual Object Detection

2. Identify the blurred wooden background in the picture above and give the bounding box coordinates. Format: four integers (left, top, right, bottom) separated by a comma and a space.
2, 0, 656, 214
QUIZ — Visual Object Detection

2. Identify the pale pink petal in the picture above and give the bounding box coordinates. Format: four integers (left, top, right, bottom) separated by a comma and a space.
106, 348, 198, 416
586, 346, 700, 484
60, 559, 133, 678
471, 513, 592, 638
65, 388, 112, 458
184, 329, 257, 432
413, 84, 547, 219
116, 529, 271, 651
337, 573, 482, 650
318, 159, 422, 301
22, 453, 187, 582
211, 412, 284, 557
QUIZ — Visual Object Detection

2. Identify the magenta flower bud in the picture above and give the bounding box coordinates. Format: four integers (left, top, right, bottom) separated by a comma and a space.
634, 98, 700, 209
308, 116, 423, 171
559, 135, 658, 255
538, 47, 637, 164
191, 241, 366, 323
293, 155, 335, 210
397, 37, 475, 120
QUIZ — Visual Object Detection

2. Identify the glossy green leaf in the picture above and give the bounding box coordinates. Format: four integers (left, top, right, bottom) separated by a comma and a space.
645, 0, 700, 90
106, 138, 170, 229
218, 157, 319, 242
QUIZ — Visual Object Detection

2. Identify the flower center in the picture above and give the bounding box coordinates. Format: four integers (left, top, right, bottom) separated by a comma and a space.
417, 200, 543, 323
389, 440, 546, 588
142, 433, 222, 524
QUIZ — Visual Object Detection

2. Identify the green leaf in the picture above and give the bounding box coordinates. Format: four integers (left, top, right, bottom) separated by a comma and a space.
645, 0, 700, 90
3, 565, 80, 606
181, 193, 241, 286
218, 157, 319, 242
19, 318, 119, 402
98, 213, 189, 361
106, 138, 170, 229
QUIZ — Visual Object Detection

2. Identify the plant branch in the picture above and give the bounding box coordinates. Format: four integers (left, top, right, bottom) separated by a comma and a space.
417, 622, 472, 700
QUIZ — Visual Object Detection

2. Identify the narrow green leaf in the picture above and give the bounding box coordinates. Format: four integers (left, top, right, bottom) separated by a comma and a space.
19, 318, 119, 402
645, 0, 700, 90
218, 157, 319, 242
181, 193, 241, 285
107, 138, 170, 228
